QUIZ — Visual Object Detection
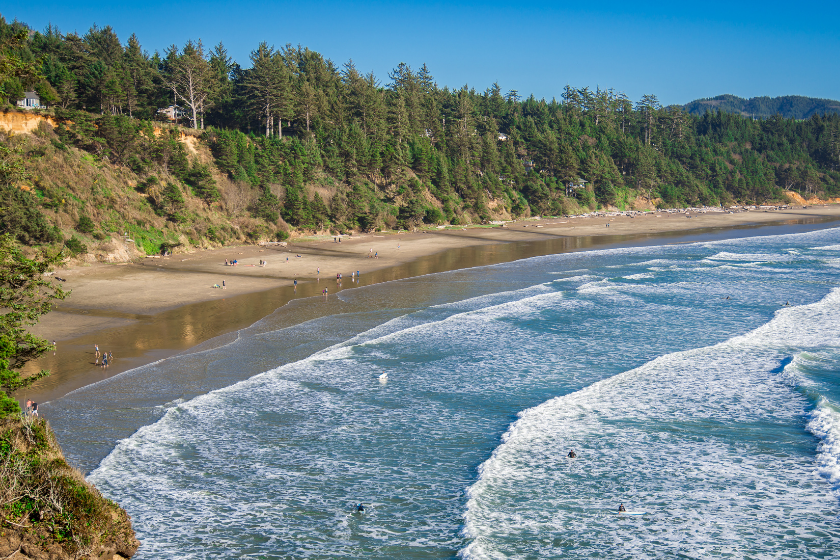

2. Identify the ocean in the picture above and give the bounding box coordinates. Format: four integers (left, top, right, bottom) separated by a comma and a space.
43, 224, 840, 558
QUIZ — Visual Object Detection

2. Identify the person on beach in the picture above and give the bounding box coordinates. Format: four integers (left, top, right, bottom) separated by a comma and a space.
53, 341, 56, 355
567, 450, 577, 458
108, 351, 113, 362
222, 280, 226, 289
618, 504, 626, 512
25, 399, 32, 414
225, 259, 229, 266
95, 344, 100, 358
31, 402, 37, 416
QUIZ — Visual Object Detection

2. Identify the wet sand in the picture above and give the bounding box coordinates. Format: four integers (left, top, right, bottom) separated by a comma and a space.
23, 205, 840, 404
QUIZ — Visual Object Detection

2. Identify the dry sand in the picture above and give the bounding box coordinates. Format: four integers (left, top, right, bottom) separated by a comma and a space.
34, 205, 840, 335
22, 204, 840, 402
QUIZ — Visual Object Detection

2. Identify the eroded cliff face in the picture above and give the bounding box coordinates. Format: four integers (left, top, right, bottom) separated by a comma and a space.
0, 416, 140, 560
0, 111, 60, 135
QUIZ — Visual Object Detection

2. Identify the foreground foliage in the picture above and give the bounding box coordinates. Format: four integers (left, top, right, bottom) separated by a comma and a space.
0, 234, 67, 415
0, 414, 139, 558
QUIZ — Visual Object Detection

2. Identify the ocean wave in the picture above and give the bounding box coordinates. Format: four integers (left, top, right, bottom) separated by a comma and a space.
461, 289, 840, 559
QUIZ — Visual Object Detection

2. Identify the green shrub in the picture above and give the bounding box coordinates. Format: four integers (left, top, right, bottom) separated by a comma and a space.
64, 236, 87, 255
76, 215, 95, 234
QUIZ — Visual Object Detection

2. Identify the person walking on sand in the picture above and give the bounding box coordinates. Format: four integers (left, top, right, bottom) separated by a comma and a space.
31, 402, 37, 416
108, 351, 113, 362
95, 344, 100, 358
222, 280, 226, 289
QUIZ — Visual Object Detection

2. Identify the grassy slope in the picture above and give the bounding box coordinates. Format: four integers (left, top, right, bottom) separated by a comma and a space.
10, 115, 288, 260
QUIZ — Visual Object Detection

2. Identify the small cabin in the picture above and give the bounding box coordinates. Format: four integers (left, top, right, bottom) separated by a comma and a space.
566, 178, 588, 197
16, 91, 40, 109
497, 133, 508, 141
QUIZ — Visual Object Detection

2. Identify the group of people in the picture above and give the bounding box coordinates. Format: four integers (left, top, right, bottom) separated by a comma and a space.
225, 259, 239, 266
94, 344, 113, 368
24, 399, 38, 416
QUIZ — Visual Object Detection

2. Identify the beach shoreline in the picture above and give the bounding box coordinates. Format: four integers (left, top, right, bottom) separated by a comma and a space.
23, 205, 840, 404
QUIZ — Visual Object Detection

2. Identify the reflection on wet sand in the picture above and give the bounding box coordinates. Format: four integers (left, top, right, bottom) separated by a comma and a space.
23, 215, 840, 404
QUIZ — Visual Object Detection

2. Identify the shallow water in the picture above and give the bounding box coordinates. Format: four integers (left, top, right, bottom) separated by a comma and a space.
44, 225, 840, 558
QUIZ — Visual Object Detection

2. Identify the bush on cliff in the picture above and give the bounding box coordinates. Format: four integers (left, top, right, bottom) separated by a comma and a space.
0, 414, 140, 559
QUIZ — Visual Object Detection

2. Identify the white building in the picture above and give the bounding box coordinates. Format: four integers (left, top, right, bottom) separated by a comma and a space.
16, 91, 40, 109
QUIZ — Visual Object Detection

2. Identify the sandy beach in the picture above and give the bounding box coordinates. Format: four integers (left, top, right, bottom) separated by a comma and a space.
23, 205, 840, 403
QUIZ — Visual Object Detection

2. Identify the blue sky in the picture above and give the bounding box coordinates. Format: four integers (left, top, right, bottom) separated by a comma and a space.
5, 1, 839, 106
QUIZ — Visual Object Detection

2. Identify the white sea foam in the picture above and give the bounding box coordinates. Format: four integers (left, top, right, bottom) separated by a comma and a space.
621, 272, 654, 280
808, 400, 840, 491
461, 289, 840, 559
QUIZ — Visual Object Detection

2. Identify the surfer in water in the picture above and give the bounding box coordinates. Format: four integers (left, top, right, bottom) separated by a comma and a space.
567, 450, 577, 458
355, 503, 365, 513
618, 504, 626, 512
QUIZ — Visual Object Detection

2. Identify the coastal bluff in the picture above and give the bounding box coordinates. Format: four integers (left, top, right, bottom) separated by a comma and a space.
0, 416, 139, 560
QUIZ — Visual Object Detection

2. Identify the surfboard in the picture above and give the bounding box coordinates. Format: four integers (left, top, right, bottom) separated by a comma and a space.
616, 511, 645, 516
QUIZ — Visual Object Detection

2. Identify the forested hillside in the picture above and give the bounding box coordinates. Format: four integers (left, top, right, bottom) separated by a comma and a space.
684, 94, 840, 120
1, 16, 840, 256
